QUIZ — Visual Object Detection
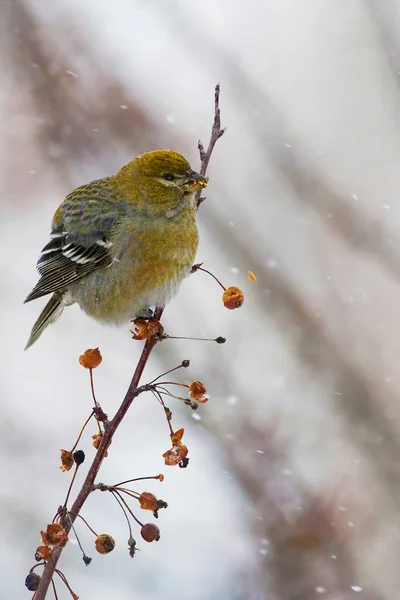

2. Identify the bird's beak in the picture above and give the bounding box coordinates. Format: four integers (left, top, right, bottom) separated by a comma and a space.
183, 169, 208, 191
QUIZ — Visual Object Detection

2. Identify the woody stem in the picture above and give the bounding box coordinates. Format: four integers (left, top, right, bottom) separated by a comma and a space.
34, 309, 163, 600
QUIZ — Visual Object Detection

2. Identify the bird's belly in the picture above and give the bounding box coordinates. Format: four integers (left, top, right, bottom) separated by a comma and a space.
71, 244, 196, 323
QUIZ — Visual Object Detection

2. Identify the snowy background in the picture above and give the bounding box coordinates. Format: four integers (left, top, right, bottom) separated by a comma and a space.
2, 0, 400, 598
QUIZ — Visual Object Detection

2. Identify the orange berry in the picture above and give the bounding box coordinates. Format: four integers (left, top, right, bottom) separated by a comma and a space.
139, 492, 158, 512
41, 523, 68, 547
92, 432, 108, 457
131, 318, 164, 340
35, 545, 51, 560
59, 449, 74, 472
79, 348, 102, 369
170, 428, 185, 445
222, 286, 244, 310
92, 433, 102, 449
189, 381, 209, 403
248, 271, 257, 282
162, 444, 188, 466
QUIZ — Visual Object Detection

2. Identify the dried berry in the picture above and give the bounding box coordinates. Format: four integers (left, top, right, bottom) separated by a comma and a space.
79, 347, 102, 369
140, 523, 160, 542
92, 433, 102, 449
170, 428, 184, 445
35, 545, 51, 561
73, 450, 85, 465
131, 318, 164, 340
25, 572, 41, 591
41, 523, 68, 547
92, 432, 108, 456
162, 444, 188, 466
139, 492, 158, 512
189, 381, 209, 403
222, 286, 244, 310
59, 449, 74, 472
95, 534, 115, 554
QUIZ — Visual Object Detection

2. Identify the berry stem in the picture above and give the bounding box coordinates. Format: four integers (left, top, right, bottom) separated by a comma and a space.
113, 489, 143, 527
63, 464, 79, 508
70, 410, 94, 453
89, 368, 103, 434
111, 490, 133, 539
54, 569, 78, 599
51, 579, 59, 600
155, 381, 189, 388
191, 265, 226, 291
64, 512, 91, 563
113, 475, 162, 487
69, 512, 98, 537
148, 363, 187, 385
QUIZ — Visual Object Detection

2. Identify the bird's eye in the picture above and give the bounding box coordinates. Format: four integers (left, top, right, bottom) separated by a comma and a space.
162, 173, 175, 181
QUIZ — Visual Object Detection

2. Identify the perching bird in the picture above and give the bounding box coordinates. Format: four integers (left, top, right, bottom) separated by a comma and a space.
24, 149, 207, 349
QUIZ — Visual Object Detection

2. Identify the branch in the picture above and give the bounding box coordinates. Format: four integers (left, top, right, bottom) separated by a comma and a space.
34, 85, 224, 600
196, 83, 226, 208
34, 315, 161, 599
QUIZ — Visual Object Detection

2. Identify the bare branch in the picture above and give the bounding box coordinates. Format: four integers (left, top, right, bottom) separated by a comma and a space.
196, 84, 226, 208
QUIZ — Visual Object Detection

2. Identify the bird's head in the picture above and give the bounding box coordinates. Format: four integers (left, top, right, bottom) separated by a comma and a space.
111, 149, 208, 214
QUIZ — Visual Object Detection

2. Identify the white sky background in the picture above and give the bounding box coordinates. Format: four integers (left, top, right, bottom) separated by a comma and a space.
2, 0, 400, 598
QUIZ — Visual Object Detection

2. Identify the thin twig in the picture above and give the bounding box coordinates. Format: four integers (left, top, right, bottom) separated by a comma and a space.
89, 368, 103, 434
196, 83, 225, 208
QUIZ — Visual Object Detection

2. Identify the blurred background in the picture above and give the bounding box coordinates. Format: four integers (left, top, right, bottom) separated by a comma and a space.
2, 0, 400, 598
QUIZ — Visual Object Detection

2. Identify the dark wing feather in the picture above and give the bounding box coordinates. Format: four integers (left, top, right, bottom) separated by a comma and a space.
25, 177, 128, 304
24, 228, 113, 303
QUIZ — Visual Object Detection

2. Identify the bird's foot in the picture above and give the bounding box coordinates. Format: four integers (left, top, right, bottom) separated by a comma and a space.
136, 307, 155, 320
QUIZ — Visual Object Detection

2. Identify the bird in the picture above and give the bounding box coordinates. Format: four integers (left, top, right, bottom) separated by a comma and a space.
24, 149, 207, 349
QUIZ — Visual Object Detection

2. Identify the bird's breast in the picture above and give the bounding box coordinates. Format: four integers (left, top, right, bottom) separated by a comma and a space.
75, 215, 199, 322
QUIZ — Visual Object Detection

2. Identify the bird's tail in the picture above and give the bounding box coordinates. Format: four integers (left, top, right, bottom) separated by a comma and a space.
25, 292, 65, 350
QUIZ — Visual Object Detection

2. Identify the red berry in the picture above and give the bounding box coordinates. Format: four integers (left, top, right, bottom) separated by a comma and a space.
141, 523, 160, 542
222, 286, 244, 310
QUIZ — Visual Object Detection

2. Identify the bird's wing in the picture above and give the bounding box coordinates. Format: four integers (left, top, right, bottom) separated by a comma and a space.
25, 179, 123, 303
